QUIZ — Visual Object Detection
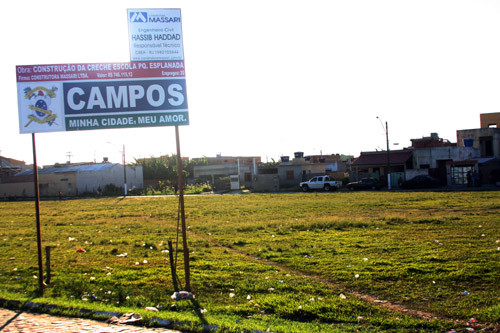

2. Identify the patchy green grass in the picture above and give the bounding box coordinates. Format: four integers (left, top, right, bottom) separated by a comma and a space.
0, 192, 499, 332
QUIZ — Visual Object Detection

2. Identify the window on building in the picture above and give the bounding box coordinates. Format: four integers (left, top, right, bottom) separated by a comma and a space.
463, 139, 474, 147
286, 170, 294, 180
419, 164, 430, 169
450, 165, 474, 185
480, 137, 493, 157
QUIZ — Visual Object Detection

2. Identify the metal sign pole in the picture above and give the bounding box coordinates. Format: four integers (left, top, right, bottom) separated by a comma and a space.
175, 125, 190, 291
123, 144, 127, 196
31, 133, 44, 296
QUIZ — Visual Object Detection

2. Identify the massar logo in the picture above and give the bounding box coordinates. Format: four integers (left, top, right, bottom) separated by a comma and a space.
130, 12, 148, 23
23, 86, 58, 128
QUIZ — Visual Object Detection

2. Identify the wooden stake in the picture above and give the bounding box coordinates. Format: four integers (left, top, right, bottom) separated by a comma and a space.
45, 246, 51, 285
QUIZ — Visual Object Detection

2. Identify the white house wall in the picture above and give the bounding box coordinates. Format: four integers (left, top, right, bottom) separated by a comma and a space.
76, 165, 143, 194
413, 147, 479, 169
194, 164, 238, 178
126, 166, 144, 191
193, 164, 253, 184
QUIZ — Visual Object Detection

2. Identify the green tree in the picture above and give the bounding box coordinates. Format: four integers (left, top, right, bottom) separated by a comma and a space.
134, 154, 208, 186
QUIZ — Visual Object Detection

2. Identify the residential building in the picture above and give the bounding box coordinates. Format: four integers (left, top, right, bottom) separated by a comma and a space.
410, 132, 455, 148
351, 150, 413, 187
0, 156, 30, 180
274, 152, 351, 189
303, 153, 352, 180
480, 112, 500, 129
193, 155, 261, 189
454, 112, 500, 185
457, 114, 500, 160
1, 163, 143, 198
352, 127, 495, 187
276, 155, 326, 188
409, 133, 479, 185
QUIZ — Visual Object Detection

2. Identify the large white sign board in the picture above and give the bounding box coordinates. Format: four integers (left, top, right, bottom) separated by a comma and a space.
127, 8, 184, 61
16, 61, 188, 133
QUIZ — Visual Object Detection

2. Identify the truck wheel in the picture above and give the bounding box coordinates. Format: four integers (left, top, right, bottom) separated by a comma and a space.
324, 184, 331, 191
301, 185, 309, 192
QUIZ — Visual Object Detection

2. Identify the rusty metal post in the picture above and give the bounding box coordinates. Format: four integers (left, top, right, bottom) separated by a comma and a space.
175, 126, 190, 291
32, 133, 44, 296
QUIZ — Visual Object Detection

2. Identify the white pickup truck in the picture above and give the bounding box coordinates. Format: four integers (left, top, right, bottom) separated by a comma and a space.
299, 175, 341, 192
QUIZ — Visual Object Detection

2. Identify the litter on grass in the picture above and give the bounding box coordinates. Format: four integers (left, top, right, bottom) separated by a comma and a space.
106, 313, 142, 325
171, 291, 195, 300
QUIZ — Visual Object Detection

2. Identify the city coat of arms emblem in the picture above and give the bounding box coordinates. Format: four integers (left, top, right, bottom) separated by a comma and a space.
23, 86, 58, 128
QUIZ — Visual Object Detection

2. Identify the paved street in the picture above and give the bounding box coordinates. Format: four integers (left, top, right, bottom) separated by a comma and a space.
0, 308, 179, 333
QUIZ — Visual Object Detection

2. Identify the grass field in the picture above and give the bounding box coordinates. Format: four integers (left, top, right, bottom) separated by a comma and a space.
0, 191, 499, 332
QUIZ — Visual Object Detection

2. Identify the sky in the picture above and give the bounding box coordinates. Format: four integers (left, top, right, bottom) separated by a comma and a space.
2, 0, 500, 166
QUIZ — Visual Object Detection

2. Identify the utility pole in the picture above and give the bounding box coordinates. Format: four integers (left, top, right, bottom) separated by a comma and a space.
377, 117, 391, 190
66, 151, 73, 164
385, 121, 391, 190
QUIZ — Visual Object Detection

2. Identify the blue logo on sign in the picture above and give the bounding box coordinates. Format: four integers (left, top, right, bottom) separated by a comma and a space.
130, 12, 148, 23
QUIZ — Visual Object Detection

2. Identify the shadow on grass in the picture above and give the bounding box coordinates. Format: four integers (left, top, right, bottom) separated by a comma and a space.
190, 298, 209, 326
113, 197, 126, 204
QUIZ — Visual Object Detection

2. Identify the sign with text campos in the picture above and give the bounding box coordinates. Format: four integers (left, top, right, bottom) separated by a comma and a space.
16, 61, 188, 134
127, 8, 184, 61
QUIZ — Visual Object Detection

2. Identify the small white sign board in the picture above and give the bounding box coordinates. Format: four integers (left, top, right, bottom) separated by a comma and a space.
127, 8, 184, 61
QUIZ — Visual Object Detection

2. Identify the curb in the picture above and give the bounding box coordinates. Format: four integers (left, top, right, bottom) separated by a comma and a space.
0, 297, 278, 332
0, 298, 189, 331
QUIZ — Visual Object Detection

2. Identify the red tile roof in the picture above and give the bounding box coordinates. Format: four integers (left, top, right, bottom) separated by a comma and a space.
1, 157, 26, 165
